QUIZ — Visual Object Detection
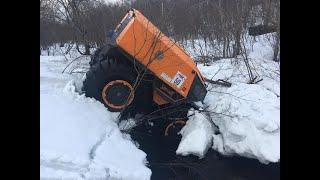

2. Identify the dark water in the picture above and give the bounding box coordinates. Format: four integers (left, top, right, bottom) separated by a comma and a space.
130, 123, 280, 180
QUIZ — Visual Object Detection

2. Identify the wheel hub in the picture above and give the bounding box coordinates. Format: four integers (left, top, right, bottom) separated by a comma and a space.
164, 120, 186, 136
102, 80, 134, 110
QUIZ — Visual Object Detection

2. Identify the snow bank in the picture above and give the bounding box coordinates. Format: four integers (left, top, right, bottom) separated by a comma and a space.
177, 83, 280, 164
40, 55, 151, 179
206, 83, 280, 163
176, 110, 214, 158
40, 166, 85, 180
177, 36, 280, 164
85, 127, 150, 180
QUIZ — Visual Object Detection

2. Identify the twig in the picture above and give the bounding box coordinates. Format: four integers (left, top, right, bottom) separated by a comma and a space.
204, 78, 232, 87
70, 71, 87, 74
197, 109, 234, 118
62, 56, 85, 73
208, 89, 258, 103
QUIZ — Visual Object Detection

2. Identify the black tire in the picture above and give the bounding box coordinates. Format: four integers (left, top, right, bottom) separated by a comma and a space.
148, 103, 190, 137
162, 107, 189, 137
82, 51, 155, 118
89, 45, 113, 67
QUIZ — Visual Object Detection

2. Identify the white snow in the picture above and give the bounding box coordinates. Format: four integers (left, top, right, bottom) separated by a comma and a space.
176, 35, 280, 164
40, 54, 151, 179
205, 83, 280, 163
176, 110, 214, 158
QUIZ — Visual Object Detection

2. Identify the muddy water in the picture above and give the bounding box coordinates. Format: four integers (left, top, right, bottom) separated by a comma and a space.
130, 123, 280, 180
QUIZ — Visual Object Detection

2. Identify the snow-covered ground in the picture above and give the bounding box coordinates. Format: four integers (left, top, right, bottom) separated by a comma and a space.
40, 35, 279, 179
40, 55, 151, 179
177, 35, 280, 164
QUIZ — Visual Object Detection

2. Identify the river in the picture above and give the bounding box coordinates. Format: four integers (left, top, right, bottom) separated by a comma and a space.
130, 122, 280, 180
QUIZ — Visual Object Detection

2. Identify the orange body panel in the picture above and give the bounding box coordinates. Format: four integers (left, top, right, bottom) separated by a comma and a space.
115, 9, 205, 98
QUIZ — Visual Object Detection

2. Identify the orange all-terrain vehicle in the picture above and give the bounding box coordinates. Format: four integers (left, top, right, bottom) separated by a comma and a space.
82, 9, 207, 134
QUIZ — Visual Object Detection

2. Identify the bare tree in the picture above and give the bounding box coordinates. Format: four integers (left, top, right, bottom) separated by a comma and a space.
40, 0, 279, 62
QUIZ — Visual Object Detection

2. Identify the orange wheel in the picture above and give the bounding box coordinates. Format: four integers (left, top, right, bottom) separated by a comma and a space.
101, 80, 134, 110
83, 53, 154, 116
164, 120, 186, 136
